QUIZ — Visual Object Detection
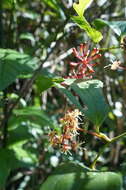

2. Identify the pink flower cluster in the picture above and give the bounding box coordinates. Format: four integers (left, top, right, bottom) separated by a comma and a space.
68, 43, 101, 78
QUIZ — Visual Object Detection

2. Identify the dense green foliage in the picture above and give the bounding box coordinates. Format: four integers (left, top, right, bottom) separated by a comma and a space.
0, 0, 126, 190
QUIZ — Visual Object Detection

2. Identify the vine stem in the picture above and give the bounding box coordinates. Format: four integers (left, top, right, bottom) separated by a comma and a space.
90, 132, 126, 170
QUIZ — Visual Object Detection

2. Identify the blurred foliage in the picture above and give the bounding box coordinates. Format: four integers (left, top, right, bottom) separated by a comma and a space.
0, 0, 126, 189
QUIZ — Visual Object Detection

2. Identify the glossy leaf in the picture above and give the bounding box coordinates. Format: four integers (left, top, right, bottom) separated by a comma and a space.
0, 49, 38, 91
40, 162, 122, 190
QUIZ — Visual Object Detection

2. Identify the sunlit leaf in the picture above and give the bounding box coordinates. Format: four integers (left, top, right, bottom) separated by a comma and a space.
19, 33, 35, 43
72, 16, 103, 43
11, 144, 38, 166
73, 0, 93, 17
72, 0, 103, 43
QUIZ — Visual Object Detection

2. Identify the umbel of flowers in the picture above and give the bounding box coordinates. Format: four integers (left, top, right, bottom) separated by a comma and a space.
68, 43, 101, 79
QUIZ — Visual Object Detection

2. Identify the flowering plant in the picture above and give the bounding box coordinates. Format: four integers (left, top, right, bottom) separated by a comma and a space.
68, 43, 101, 78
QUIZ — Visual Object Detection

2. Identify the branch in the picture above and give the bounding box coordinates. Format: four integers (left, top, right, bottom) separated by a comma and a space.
90, 131, 126, 169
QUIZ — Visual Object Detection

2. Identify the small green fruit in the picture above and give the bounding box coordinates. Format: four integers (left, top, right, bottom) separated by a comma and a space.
40, 162, 122, 190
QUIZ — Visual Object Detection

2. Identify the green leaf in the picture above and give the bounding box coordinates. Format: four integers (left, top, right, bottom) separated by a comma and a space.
0, 149, 21, 188
7, 125, 33, 146
0, 49, 38, 91
11, 144, 38, 166
40, 162, 122, 190
3, 0, 16, 9
56, 79, 109, 128
21, 11, 40, 20
42, 0, 60, 11
56, 83, 83, 111
36, 75, 64, 93
72, 0, 103, 43
19, 33, 35, 43
72, 16, 103, 43
73, 0, 93, 17
93, 19, 108, 30
71, 79, 109, 128
42, 0, 65, 19
12, 107, 55, 128
93, 19, 126, 36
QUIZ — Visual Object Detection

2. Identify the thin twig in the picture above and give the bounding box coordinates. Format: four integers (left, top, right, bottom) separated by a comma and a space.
99, 46, 121, 52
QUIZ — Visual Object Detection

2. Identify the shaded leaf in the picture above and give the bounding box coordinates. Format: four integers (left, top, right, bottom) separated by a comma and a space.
36, 75, 63, 93
12, 107, 55, 128
56, 83, 83, 111
42, 0, 65, 19
42, 0, 60, 11
3, 0, 15, 9
7, 125, 33, 146
0, 149, 22, 188
71, 79, 109, 128
93, 19, 126, 36
0, 49, 38, 91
